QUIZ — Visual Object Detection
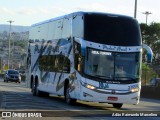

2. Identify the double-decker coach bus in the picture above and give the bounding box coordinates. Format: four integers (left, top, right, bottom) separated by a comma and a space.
26, 12, 152, 108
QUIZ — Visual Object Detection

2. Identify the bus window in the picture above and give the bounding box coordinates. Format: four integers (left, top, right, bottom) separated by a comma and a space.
39, 55, 70, 73
63, 57, 70, 73
73, 41, 82, 73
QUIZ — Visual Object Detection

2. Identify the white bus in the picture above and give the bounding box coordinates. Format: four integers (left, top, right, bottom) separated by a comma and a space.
26, 12, 153, 108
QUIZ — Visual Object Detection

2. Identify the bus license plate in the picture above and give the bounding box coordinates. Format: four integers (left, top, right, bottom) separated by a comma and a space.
107, 96, 118, 101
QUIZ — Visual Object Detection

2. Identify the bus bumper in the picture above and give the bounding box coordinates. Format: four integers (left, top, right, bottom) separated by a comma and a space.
80, 87, 140, 105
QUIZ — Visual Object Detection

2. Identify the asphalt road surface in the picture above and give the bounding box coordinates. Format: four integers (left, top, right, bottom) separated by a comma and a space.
0, 78, 160, 120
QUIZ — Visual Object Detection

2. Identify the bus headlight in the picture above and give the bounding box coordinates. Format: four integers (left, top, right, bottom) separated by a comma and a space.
130, 87, 139, 93
81, 81, 96, 90
86, 84, 96, 90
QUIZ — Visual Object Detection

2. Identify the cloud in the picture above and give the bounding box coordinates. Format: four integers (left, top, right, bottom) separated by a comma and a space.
72, 3, 133, 16
17, 8, 38, 15
0, 7, 14, 15
0, 6, 69, 18
74, 3, 109, 12
16, 7, 71, 17
0, 3, 133, 20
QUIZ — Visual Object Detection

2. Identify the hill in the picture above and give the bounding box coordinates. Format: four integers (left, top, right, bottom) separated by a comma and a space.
0, 24, 30, 33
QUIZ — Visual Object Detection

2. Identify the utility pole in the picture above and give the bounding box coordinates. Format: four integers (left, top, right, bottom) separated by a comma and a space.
7, 20, 14, 69
12, 32, 15, 69
143, 11, 152, 25
134, 0, 137, 18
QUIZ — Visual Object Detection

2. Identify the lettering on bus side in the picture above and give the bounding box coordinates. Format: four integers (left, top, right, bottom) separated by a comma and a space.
34, 41, 59, 54
103, 45, 127, 52
99, 82, 109, 89
128, 84, 139, 90
103, 45, 116, 51
117, 46, 127, 52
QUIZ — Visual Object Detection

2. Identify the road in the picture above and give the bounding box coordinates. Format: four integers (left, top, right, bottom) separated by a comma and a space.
0, 78, 160, 120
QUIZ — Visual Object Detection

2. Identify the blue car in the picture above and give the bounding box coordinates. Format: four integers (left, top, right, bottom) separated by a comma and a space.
4, 69, 21, 83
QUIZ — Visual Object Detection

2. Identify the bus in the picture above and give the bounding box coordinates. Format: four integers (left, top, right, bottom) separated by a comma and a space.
26, 12, 153, 108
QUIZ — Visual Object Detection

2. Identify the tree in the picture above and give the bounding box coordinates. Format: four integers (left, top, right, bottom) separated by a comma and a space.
140, 22, 160, 65
141, 63, 158, 85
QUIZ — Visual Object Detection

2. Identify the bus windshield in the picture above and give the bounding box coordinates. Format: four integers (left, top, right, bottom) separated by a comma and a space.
84, 48, 140, 81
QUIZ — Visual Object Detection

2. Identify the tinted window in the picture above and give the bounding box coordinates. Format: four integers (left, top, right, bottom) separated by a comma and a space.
73, 41, 81, 71
8, 70, 19, 74
39, 55, 70, 73
84, 13, 141, 46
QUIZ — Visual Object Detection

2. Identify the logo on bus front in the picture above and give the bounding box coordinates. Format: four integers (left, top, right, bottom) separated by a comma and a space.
99, 82, 109, 89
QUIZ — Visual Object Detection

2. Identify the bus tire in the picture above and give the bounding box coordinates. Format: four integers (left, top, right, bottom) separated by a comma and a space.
65, 84, 76, 105
40, 91, 49, 97
31, 80, 37, 96
112, 103, 123, 108
35, 84, 43, 97
31, 79, 41, 96
31, 79, 49, 97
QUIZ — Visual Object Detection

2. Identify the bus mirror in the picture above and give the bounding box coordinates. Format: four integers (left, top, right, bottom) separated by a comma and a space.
142, 44, 153, 63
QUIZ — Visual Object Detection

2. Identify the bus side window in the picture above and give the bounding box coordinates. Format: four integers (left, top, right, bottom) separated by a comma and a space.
63, 57, 70, 73
58, 55, 64, 72
39, 55, 47, 71
73, 42, 82, 73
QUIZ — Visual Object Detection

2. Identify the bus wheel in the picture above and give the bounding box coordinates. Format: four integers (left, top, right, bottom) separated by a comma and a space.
65, 84, 76, 105
31, 80, 49, 97
112, 103, 123, 108
40, 91, 49, 97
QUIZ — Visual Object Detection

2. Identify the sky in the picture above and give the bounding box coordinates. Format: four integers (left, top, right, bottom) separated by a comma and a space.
0, 0, 159, 26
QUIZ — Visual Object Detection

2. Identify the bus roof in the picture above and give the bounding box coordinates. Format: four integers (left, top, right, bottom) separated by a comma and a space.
31, 11, 135, 27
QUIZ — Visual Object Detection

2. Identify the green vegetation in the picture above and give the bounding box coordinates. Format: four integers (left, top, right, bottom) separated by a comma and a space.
141, 63, 158, 86
140, 22, 160, 65
14, 40, 28, 48
0, 39, 28, 48
140, 22, 160, 85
